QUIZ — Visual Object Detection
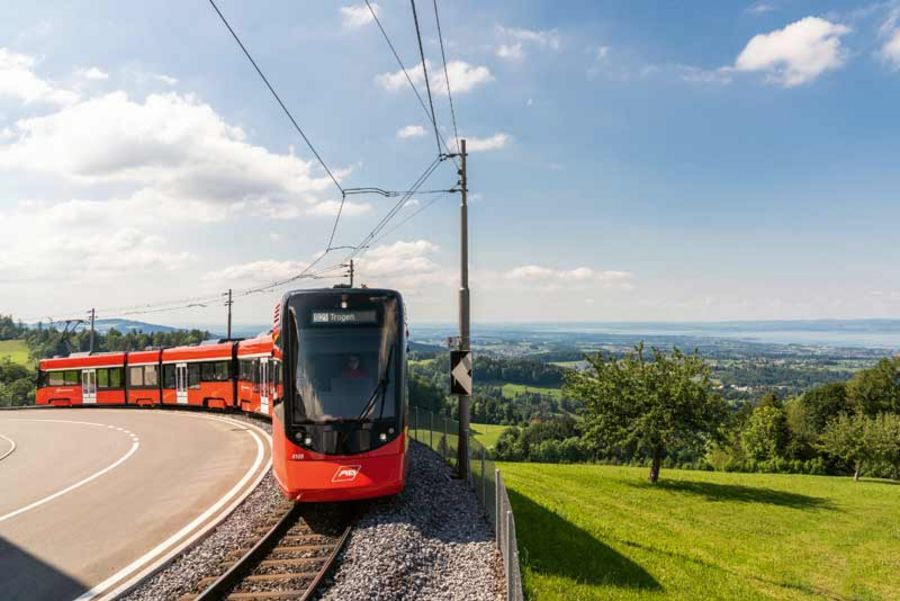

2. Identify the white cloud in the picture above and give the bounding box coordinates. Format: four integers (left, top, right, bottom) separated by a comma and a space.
305, 199, 372, 217
595, 46, 610, 60
340, 3, 378, 29
0, 202, 192, 281
204, 259, 308, 283
465, 133, 510, 152
0, 91, 347, 217
396, 124, 426, 139
734, 17, 850, 87
356, 240, 448, 287
75, 66, 109, 81
498, 26, 562, 51
678, 65, 733, 84
496, 43, 524, 60
506, 265, 634, 290
376, 60, 492, 94
746, 2, 775, 15
0, 48, 78, 105
879, 28, 900, 70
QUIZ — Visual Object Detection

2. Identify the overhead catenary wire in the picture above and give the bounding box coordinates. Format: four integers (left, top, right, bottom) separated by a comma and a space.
409, 0, 442, 156
25, 2, 465, 326
363, 0, 459, 167
207, 0, 344, 195
431, 0, 459, 154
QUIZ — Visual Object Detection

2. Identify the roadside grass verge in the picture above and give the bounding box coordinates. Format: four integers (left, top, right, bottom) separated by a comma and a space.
499, 462, 900, 600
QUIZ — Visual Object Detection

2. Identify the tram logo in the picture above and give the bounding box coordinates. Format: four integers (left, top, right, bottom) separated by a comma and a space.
332, 465, 362, 483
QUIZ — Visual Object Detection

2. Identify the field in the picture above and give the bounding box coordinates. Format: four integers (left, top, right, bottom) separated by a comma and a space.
0, 340, 29, 365
470, 422, 508, 449
499, 463, 900, 601
497, 382, 563, 400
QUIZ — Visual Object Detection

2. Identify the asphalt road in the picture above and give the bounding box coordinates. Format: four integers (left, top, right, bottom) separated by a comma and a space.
0, 408, 271, 601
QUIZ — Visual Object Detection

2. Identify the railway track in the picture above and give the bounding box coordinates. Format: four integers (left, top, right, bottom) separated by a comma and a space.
184, 502, 354, 601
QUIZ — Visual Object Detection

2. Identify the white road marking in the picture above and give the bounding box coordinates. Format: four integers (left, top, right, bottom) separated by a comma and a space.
0, 432, 17, 462
77, 416, 271, 601
0, 420, 139, 524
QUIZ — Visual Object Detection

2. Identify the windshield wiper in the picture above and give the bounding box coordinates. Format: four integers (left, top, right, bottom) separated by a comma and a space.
354, 346, 393, 424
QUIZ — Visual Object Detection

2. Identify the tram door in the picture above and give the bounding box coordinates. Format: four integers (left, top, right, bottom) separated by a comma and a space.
259, 358, 270, 415
176, 363, 188, 404
82, 369, 97, 404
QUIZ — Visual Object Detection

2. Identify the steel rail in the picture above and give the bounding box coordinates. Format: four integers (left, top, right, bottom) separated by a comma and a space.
191, 504, 354, 601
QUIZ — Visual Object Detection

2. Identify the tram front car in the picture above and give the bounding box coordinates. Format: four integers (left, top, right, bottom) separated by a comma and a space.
272, 288, 409, 502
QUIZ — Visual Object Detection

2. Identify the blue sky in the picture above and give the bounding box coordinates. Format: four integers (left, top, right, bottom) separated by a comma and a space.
1, 1, 899, 325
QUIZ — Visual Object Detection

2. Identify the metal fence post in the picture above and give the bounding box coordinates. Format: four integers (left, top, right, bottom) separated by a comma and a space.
495, 469, 501, 544
481, 446, 486, 508
506, 509, 514, 601
444, 416, 449, 464
467, 431, 474, 486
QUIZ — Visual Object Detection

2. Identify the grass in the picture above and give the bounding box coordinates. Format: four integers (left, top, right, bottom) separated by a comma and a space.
495, 382, 563, 400
0, 340, 30, 365
499, 462, 900, 601
470, 422, 508, 449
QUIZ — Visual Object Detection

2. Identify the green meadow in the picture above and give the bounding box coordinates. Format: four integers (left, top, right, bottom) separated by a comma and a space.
498, 382, 563, 400
470, 422, 508, 450
0, 340, 29, 366
500, 462, 900, 600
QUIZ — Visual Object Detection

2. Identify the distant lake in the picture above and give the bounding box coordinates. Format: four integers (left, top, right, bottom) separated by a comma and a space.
413, 320, 900, 350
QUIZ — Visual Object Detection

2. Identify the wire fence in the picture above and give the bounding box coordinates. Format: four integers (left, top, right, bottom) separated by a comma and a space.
410, 404, 524, 601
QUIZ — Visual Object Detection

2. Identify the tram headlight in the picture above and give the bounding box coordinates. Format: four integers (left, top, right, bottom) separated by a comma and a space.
379, 432, 387, 442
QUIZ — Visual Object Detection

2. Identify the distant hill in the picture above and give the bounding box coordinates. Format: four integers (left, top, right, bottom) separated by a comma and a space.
92, 319, 180, 334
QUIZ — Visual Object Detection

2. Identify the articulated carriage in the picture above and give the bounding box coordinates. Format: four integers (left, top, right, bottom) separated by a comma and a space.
236, 334, 280, 417
126, 349, 162, 406
271, 288, 409, 502
37, 352, 127, 406
160, 342, 235, 409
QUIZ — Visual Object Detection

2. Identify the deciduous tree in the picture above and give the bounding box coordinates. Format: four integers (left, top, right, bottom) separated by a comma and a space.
566, 344, 727, 483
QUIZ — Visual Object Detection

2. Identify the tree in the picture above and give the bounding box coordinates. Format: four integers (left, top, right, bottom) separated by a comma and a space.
741, 404, 788, 462
800, 382, 849, 430
819, 412, 877, 480
846, 358, 900, 416
566, 344, 727, 483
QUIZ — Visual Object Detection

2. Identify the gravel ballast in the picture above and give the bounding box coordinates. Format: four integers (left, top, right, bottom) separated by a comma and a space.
126, 420, 503, 601
318, 442, 504, 601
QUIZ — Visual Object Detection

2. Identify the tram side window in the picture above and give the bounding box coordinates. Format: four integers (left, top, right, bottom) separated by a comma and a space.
97, 368, 123, 389
129, 366, 144, 387
163, 365, 176, 389
144, 365, 159, 387
188, 364, 200, 388
131, 365, 160, 388
63, 370, 80, 385
48, 371, 65, 386
201, 361, 229, 382
239, 359, 254, 381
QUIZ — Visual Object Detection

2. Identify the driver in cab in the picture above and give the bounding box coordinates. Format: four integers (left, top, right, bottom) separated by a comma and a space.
341, 355, 367, 379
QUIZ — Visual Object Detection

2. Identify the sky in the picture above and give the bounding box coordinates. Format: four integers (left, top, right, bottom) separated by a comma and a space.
1, 0, 900, 327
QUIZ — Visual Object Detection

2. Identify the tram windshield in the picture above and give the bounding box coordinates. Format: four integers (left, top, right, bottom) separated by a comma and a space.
288, 294, 401, 424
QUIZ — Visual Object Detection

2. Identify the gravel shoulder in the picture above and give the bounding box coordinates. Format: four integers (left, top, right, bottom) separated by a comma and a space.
318, 442, 503, 601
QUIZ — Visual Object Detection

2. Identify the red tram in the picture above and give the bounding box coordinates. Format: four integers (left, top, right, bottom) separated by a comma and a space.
35, 287, 409, 504
36, 336, 281, 415
270, 288, 409, 502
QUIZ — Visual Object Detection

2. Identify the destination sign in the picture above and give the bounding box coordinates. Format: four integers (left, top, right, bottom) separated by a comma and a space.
310, 309, 377, 326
